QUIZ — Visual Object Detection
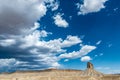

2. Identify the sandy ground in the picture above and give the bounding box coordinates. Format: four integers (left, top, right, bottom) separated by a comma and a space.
0, 69, 120, 80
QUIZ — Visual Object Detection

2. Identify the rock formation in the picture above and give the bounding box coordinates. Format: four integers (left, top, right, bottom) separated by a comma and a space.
0, 62, 120, 80
87, 62, 94, 69
80, 62, 104, 77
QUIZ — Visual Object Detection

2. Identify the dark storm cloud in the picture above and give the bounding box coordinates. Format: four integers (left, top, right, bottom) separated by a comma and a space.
0, 0, 46, 35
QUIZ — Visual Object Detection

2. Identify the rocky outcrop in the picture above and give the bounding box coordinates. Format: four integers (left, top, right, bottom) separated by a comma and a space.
87, 62, 94, 69
77, 62, 104, 77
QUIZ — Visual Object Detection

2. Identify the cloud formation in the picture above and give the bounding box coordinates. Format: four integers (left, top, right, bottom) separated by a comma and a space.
81, 56, 92, 62
59, 45, 96, 59
0, 58, 27, 72
0, 0, 46, 35
0, 0, 97, 72
0, 27, 84, 71
0, 39, 16, 47
78, 0, 108, 15
53, 13, 69, 28
45, 0, 59, 11
0, 27, 96, 71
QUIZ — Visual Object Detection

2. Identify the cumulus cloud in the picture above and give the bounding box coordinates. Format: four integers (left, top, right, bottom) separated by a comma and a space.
0, 0, 46, 35
59, 45, 96, 59
61, 35, 82, 48
0, 31, 96, 71
81, 56, 92, 62
21, 34, 81, 54
78, 0, 108, 15
0, 58, 18, 67
33, 55, 60, 69
53, 13, 69, 28
0, 58, 26, 72
19, 30, 50, 49
0, 26, 83, 71
0, 39, 16, 47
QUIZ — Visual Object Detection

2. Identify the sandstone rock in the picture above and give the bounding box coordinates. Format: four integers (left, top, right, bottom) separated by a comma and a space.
87, 62, 94, 69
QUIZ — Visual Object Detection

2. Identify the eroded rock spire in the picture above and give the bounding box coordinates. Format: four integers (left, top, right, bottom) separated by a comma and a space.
87, 62, 94, 69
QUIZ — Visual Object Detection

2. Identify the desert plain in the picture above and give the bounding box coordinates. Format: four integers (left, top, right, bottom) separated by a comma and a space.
0, 62, 119, 80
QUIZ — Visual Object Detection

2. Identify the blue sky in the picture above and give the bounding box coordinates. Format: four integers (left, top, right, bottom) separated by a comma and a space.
0, 0, 120, 74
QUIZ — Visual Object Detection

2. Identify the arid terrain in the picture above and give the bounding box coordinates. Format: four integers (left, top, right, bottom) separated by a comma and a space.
0, 62, 120, 80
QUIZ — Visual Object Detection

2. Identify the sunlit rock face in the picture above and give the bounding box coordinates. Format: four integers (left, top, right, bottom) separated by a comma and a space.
80, 62, 104, 77
87, 62, 94, 69
0, 62, 120, 80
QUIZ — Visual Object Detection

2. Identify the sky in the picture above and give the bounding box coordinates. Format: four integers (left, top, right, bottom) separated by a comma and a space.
0, 0, 120, 74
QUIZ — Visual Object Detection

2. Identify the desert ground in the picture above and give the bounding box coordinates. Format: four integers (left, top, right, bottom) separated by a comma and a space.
0, 62, 120, 80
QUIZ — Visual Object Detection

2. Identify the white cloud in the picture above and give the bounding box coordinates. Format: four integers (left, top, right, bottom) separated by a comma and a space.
61, 35, 82, 48
51, 2, 59, 11
78, 0, 108, 15
18, 34, 82, 68
45, 0, 59, 11
53, 13, 69, 28
0, 58, 17, 67
33, 22, 40, 30
96, 40, 102, 45
0, 39, 16, 47
81, 56, 92, 62
23, 34, 81, 54
51, 62, 60, 68
0, 58, 27, 72
64, 59, 69, 62
59, 45, 96, 59
19, 30, 42, 48
27, 35, 81, 54
34, 55, 60, 68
